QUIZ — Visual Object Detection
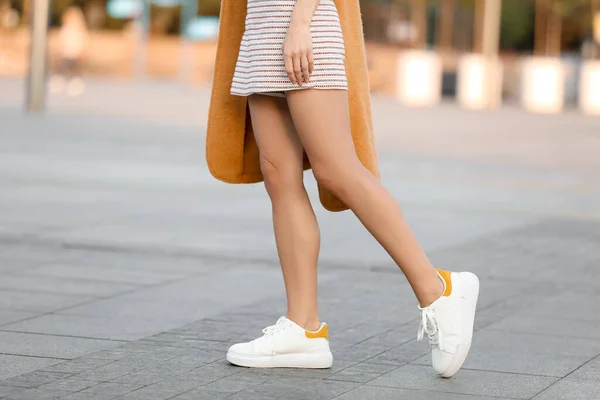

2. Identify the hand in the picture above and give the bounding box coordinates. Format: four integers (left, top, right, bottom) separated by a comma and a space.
283, 23, 314, 86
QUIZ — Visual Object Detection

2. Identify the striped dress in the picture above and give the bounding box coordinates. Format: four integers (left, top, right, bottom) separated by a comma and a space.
230, 0, 348, 97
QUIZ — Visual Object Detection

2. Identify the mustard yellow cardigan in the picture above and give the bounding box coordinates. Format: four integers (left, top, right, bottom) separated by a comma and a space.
206, 0, 379, 212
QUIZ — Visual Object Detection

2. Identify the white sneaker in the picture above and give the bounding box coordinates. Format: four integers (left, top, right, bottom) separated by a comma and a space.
417, 270, 480, 378
226, 317, 333, 368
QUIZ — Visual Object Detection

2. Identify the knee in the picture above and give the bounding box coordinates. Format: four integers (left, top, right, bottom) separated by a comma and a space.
311, 159, 359, 199
260, 156, 303, 199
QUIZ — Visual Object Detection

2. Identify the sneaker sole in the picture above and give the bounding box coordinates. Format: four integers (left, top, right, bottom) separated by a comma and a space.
226, 350, 333, 369
439, 272, 480, 378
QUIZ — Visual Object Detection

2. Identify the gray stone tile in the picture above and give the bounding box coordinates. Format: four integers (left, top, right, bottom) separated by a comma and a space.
368, 364, 558, 399
0, 274, 140, 297
516, 291, 600, 322
109, 351, 215, 385
78, 382, 144, 396
106, 268, 286, 316
35, 377, 97, 393
413, 349, 592, 377
568, 356, 600, 380
184, 361, 242, 382
338, 341, 393, 361
61, 393, 117, 400
0, 245, 79, 264
367, 340, 429, 366
225, 377, 319, 400
336, 386, 510, 400
170, 390, 231, 400
324, 368, 383, 383
2, 313, 184, 341
488, 315, 600, 340
471, 328, 600, 357
40, 358, 115, 374
60, 297, 211, 328
107, 370, 165, 386
0, 385, 26, 398
55, 252, 214, 275
0, 370, 72, 389
200, 372, 271, 394
85, 343, 159, 361
0, 355, 63, 380
0, 309, 38, 326
340, 362, 399, 375
2, 388, 73, 399
0, 332, 120, 359
332, 320, 415, 349
2, 86, 600, 400
533, 379, 600, 400
23, 264, 186, 285
139, 335, 231, 351
240, 366, 335, 380
279, 379, 359, 400
116, 376, 207, 400
0, 290, 93, 313
73, 359, 152, 382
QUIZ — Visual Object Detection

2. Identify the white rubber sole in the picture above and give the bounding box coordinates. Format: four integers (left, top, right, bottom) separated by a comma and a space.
226, 350, 333, 369
439, 272, 480, 378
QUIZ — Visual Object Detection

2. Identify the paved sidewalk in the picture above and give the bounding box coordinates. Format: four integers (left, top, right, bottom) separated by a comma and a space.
0, 78, 599, 399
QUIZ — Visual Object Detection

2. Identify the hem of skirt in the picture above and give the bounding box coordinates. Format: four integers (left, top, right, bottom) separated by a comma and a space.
230, 85, 348, 97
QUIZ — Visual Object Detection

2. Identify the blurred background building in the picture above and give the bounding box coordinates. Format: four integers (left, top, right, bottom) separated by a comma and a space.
1, 0, 599, 113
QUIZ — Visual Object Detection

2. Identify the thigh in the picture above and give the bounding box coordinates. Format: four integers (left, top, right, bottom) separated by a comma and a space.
248, 94, 305, 174
285, 90, 358, 169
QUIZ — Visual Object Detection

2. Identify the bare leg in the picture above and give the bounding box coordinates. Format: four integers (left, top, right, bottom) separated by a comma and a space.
248, 94, 321, 330
286, 90, 443, 307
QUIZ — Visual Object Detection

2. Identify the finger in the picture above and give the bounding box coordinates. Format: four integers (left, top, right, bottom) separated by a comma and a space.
284, 53, 296, 84
293, 53, 303, 86
308, 52, 314, 75
301, 54, 310, 83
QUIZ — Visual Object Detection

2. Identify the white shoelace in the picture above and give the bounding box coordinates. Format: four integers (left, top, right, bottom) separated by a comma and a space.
417, 308, 443, 349
260, 317, 289, 338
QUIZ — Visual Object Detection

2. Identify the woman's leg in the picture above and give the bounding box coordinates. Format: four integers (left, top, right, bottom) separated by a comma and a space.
285, 89, 443, 307
248, 94, 321, 331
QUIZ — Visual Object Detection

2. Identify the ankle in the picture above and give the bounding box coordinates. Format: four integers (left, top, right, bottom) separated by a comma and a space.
417, 273, 445, 308
286, 314, 321, 331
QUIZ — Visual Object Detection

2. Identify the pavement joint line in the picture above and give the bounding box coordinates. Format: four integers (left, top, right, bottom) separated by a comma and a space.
456, 367, 565, 379
346, 386, 522, 400
362, 382, 531, 400
0, 214, 550, 275
0, 286, 109, 299
0, 276, 197, 334
526, 375, 563, 399
0, 329, 129, 343
0, 235, 380, 272
350, 320, 419, 347
554, 352, 600, 382
0, 263, 228, 334
483, 327, 600, 342
0, 352, 69, 361
0, 217, 581, 285
0, 315, 41, 330
0, 269, 167, 288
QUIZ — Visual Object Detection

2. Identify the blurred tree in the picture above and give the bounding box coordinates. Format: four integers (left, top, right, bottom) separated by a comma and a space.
552, 0, 590, 15
436, 0, 455, 50
535, 0, 592, 55
499, 0, 534, 50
